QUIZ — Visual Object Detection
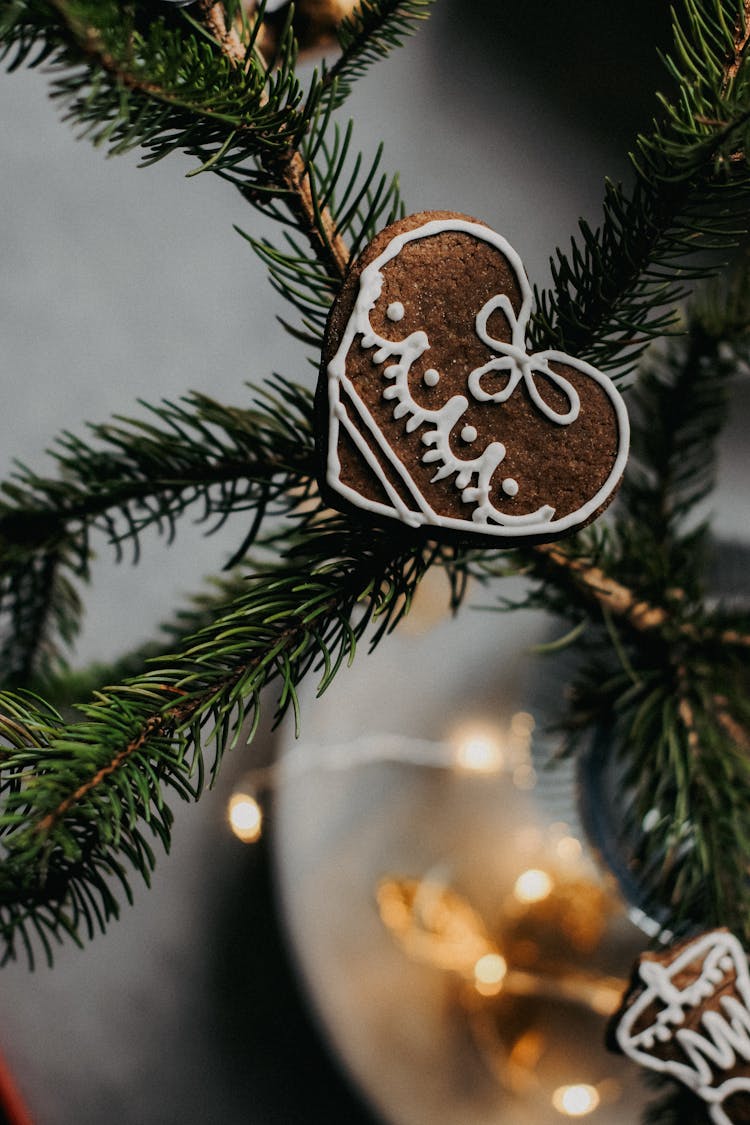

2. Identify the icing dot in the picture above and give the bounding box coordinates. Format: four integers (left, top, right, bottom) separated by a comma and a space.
502, 477, 519, 497
461, 425, 478, 443
423, 368, 440, 387
386, 301, 405, 322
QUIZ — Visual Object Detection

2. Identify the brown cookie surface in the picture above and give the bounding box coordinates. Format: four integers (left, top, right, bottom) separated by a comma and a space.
316, 211, 629, 546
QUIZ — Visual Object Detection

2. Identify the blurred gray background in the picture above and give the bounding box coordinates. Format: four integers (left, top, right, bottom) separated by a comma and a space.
2, 3, 747, 1124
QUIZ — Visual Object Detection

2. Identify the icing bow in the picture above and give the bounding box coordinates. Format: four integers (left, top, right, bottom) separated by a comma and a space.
467, 295, 580, 425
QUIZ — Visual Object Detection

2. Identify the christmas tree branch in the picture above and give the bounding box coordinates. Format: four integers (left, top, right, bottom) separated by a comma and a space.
0, 380, 315, 683
0, 526, 442, 964
531, 0, 750, 375
321, 0, 433, 108
2, 0, 750, 970
0, 382, 315, 560
554, 277, 750, 943
724, 0, 750, 89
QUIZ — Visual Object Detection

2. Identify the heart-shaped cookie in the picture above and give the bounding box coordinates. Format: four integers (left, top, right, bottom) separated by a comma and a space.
316, 211, 629, 545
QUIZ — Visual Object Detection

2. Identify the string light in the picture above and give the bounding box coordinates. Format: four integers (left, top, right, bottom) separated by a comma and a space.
510, 711, 536, 737
551, 1084, 600, 1117
513, 868, 553, 904
473, 953, 507, 996
556, 835, 583, 863
228, 792, 263, 843
376, 869, 636, 1115
453, 724, 504, 773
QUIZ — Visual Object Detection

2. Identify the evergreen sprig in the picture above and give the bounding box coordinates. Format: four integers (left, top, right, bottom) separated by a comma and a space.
0, 520, 448, 965
531, 0, 750, 377
324, 0, 434, 108
0, 378, 316, 685
1, 0, 305, 164
0, 2, 749, 1038
550, 282, 750, 941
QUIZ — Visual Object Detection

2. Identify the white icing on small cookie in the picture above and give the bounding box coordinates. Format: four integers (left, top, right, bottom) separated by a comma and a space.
616, 931, 750, 1125
325, 217, 629, 540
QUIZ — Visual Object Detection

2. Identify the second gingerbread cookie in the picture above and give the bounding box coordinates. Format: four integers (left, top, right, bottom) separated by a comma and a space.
316, 211, 629, 546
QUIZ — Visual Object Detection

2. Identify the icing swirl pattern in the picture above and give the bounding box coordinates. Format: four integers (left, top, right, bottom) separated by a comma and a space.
616, 930, 750, 1125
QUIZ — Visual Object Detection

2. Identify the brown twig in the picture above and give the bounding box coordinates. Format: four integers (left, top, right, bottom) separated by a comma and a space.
533, 543, 669, 634
723, 0, 750, 92
280, 149, 351, 278
532, 544, 750, 647
31, 596, 342, 837
35, 716, 166, 834
198, 1, 248, 64
715, 694, 750, 751
198, 1, 350, 279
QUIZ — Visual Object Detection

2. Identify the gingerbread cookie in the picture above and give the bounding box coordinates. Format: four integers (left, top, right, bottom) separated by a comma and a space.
316, 211, 629, 545
610, 929, 750, 1124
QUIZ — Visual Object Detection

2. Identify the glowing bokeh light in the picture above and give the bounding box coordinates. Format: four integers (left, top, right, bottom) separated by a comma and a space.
556, 835, 583, 863
228, 793, 263, 843
552, 1084, 601, 1117
473, 952, 507, 995
454, 729, 504, 773
514, 868, 553, 904
510, 710, 536, 736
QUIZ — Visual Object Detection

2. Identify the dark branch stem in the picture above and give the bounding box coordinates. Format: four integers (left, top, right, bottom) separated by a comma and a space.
0, 454, 313, 555
198, 2, 351, 280
723, 0, 750, 92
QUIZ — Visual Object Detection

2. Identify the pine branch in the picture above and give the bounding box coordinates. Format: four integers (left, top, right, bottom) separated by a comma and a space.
33, 568, 257, 708
531, 0, 750, 375
323, 0, 434, 109
3, 0, 750, 973
568, 636, 750, 938
0, 379, 316, 684
0, 549, 81, 688
545, 277, 750, 944
0, 522, 449, 964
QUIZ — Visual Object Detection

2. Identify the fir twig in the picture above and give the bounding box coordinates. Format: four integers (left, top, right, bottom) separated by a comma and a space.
0, 379, 316, 683
2, 0, 750, 979
0, 524, 446, 964
553, 277, 750, 943
531, 0, 750, 375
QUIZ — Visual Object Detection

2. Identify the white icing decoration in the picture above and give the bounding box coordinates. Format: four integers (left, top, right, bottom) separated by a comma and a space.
461, 425, 478, 443
616, 931, 750, 1125
502, 477, 519, 497
325, 217, 629, 539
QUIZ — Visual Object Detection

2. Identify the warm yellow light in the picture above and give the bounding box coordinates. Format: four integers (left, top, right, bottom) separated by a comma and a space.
228, 793, 263, 843
590, 983, 628, 1016
454, 730, 503, 773
510, 710, 536, 736
514, 868, 553, 904
552, 1084, 600, 1117
473, 952, 507, 995
556, 835, 583, 863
